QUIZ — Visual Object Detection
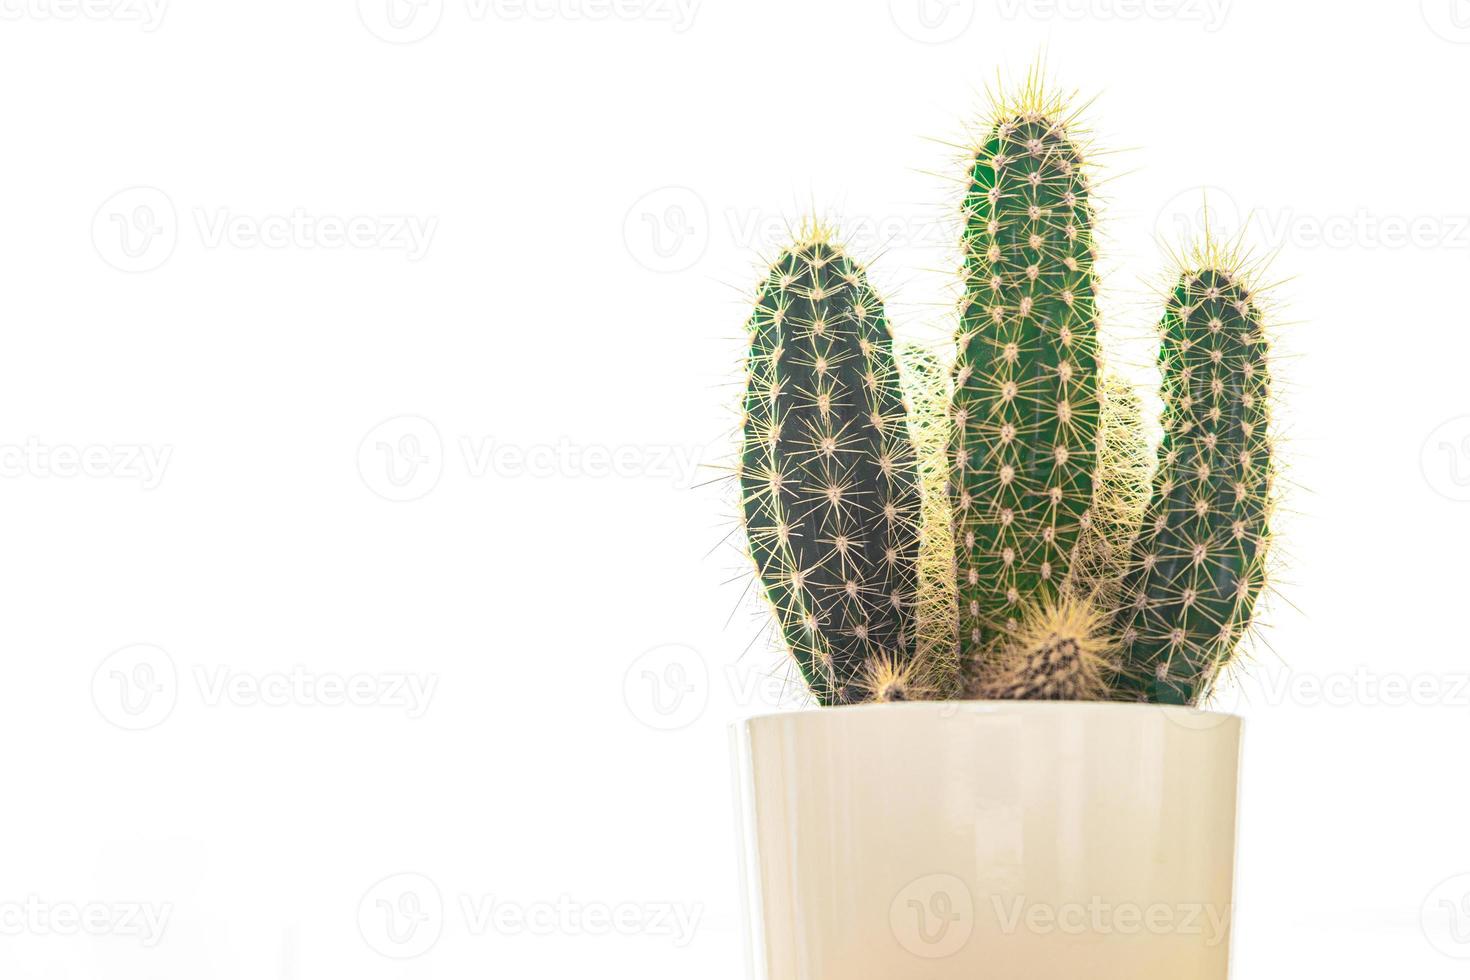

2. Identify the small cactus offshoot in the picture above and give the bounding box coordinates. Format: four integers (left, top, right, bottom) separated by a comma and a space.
734, 75, 1280, 708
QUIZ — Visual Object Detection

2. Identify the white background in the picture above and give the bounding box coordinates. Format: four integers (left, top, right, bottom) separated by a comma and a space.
1, 0, 1467, 976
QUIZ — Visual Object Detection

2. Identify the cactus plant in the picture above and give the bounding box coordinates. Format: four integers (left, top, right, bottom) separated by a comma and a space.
734, 76, 1278, 708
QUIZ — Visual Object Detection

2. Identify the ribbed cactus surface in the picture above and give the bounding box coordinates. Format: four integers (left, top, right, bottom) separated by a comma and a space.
1114, 268, 1272, 703
739, 234, 924, 704
951, 107, 1101, 658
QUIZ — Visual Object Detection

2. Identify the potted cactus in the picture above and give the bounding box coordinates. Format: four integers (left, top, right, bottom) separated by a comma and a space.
731, 74, 1273, 980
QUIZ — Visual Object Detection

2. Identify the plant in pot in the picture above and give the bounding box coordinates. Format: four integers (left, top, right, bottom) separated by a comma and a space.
731, 73, 1275, 980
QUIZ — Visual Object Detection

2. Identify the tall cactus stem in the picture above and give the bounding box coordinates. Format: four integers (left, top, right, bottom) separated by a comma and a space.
951, 76, 1102, 663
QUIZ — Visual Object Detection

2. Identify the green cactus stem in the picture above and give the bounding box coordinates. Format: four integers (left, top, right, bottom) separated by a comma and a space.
1114, 264, 1273, 704
951, 87, 1102, 662
739, 230, 925, 704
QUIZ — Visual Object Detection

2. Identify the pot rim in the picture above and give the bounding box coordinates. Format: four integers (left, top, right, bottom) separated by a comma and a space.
739, 698, 1240, 726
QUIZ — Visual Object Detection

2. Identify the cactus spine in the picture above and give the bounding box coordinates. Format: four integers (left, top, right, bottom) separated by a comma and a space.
1067, 373, 1151, 611
898, 344, 961, 695
951, 88, 1101, 661
739, 231, 927, 704
734, 79, 1279, 709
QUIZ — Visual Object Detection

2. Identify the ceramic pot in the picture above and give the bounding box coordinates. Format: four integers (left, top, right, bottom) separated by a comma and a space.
732, 701, 1242, 979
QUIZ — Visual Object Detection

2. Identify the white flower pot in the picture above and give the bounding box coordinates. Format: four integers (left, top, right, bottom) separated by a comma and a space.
732, 701, 1241, 979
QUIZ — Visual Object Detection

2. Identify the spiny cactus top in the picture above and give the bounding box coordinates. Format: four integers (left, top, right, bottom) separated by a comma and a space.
951, 96, 1101, 659
733, 77, 1280, 709
739, 232, 924, 705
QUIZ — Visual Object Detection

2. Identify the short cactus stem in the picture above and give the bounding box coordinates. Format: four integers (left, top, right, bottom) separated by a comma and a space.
1114, 266, 1273, 704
